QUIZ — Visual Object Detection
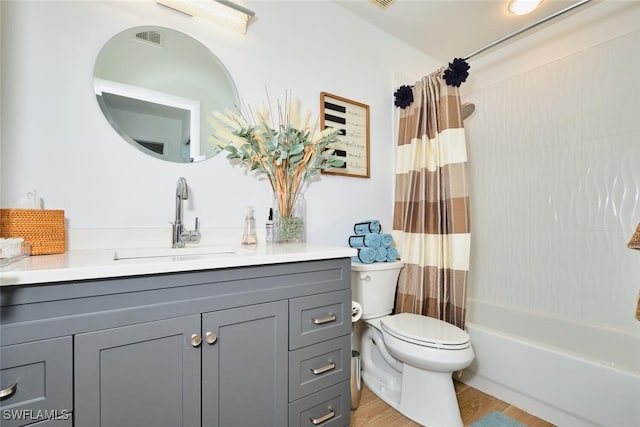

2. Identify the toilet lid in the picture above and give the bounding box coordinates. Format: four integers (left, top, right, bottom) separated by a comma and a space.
381, 313, 471, 350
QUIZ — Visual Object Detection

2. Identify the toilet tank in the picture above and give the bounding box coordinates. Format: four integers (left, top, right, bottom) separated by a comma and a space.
351, 261, 404, 319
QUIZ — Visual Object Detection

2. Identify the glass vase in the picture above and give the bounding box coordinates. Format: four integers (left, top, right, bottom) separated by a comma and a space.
273, 192, 306, 243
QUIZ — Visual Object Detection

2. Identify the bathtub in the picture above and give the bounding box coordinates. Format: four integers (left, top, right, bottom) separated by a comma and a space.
458, 299, 640, 427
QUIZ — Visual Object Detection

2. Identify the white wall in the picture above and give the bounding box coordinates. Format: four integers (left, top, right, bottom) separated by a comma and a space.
0, 0, 439, 246
463, 1, 640, 335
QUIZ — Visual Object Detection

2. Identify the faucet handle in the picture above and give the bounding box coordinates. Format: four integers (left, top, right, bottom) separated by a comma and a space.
181, 217, 201, 243
192, 217, 201, 242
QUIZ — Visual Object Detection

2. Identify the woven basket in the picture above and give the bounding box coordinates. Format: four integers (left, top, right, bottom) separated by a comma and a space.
0, 209, 66, 255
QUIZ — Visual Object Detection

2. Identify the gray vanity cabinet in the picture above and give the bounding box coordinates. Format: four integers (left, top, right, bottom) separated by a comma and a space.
0, 258, 351, 427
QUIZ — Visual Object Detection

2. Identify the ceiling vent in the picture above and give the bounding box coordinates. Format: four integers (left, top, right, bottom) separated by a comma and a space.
369, 0, 396, 9
134, 30, 163, 47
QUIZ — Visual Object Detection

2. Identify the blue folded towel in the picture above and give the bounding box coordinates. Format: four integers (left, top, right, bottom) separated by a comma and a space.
352, 247, 376, 264
386, 247, 398, 262
375, 247, 387, 262
354, 220, 381, 235
348, 233, 381, 249
380, 233, 393, 247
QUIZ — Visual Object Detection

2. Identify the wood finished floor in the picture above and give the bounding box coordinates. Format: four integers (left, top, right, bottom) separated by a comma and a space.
350, 381, 555, 427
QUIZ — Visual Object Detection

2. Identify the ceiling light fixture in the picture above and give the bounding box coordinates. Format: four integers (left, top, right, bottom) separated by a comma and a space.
156, 0, 255, 34
508, 0, 543, 16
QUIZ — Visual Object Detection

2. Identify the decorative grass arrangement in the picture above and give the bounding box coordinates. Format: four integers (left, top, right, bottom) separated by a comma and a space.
209, 93, 344, 241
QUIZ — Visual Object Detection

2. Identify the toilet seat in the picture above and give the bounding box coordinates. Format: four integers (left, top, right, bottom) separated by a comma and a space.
381, 313, 471, 350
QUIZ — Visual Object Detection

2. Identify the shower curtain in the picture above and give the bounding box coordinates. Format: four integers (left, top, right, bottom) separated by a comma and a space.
392, 69, 471, 329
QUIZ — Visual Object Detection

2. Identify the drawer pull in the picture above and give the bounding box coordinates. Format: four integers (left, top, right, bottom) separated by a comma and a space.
0, 382, 17, 400
310, 406, 335, 425
310, 361, 336, 375
312, 314, 336, 325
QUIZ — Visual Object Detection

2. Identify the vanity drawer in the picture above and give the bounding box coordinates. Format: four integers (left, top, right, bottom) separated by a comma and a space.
0, 337, 72, 427
288, 380, 350, 427
289, 290, 351, 350
289, 334, 350, 401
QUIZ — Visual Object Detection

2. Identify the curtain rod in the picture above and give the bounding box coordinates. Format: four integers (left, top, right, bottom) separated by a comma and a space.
462, 0, 592, 60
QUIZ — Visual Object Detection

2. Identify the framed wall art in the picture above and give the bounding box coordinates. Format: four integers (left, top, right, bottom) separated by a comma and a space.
320, 92, 370, 178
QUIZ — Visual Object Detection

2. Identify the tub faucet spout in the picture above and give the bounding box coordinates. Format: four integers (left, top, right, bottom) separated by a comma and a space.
172, 177, 201, 248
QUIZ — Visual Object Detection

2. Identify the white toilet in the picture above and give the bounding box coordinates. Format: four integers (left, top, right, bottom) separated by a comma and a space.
351, 261, 474, 427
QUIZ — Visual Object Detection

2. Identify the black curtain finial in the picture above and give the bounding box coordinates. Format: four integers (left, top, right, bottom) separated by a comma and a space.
443, 58, 470, 87
394, 85, 414, 109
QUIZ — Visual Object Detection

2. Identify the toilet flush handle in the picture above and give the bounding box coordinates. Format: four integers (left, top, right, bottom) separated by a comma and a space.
360, 275, 371, 281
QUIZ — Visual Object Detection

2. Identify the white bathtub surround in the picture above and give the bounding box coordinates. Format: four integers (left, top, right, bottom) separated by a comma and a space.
465, 26, 640, 335
458, 7, 640, 425
460, 299, 640, 427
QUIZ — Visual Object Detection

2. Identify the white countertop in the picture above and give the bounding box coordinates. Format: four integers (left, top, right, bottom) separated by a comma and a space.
0, 244, 356, 286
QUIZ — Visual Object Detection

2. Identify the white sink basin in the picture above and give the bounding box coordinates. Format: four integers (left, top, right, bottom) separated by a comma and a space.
113, 246, 238, 261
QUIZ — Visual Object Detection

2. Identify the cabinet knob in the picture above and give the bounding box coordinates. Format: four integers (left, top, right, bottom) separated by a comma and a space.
190, 334, 202, 347
205, 332, 218, 345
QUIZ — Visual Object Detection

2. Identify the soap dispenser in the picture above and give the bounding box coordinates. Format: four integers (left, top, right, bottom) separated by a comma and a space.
241, 206, 257, 245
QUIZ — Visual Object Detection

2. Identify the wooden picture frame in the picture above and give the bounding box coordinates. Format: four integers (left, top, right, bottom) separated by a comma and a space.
320, 92, 370, 178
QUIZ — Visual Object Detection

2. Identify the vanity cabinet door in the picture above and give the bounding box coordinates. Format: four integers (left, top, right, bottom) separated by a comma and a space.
202, 301, 288, 427
74, 315, 201, 427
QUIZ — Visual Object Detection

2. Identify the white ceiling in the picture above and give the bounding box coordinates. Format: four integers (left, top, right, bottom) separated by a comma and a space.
332, 0, 596, 63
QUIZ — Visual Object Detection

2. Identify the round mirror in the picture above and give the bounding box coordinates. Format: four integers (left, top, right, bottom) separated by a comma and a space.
93, 26, 238, 163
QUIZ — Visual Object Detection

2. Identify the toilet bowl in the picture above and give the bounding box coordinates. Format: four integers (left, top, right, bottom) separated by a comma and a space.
352, 261, 474, 427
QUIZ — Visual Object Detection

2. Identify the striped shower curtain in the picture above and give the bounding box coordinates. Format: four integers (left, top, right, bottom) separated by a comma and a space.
392, 69, 471, 329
